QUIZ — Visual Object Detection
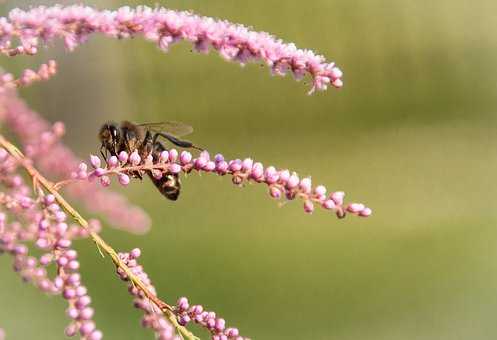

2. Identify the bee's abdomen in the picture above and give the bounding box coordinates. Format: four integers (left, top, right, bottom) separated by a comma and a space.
147, 172, 181, 201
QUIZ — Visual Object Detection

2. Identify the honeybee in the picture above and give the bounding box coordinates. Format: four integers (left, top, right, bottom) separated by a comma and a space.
98, 121, 202, 201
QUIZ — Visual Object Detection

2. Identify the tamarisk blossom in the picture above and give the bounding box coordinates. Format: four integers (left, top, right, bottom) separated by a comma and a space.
0, 149, 103, 340
0, 328, 4, 340
118, 248, 247, 340
0, 59, 57, 89
0, 5, 343, 93
0, 89, 151, 234
80, 150, 371, 218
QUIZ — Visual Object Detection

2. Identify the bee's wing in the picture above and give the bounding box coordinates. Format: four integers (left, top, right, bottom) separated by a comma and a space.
136, 121, 194, 137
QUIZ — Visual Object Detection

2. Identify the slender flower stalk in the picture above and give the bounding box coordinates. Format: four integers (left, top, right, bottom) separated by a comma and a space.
76, 150, 371, 218
118, 249, 247, 340
0, 5, 343, 93
0, 135, 199, 340
0, 146, 103, 339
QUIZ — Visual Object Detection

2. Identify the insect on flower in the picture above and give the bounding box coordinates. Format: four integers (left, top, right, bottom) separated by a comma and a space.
98, 121, 202, 201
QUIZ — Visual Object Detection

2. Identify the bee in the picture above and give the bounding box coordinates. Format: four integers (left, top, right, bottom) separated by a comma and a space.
98, 121, 201, 201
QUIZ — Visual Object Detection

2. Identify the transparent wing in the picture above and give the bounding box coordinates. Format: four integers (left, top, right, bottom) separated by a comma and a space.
136, 121, 194, 137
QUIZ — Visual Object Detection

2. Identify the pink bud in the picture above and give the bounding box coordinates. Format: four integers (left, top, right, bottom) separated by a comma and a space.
359, 207, 372, 217
100, 176, 111, 187
118, 151, 129, 163
170, 163, 182, 174
88, 330, 103, 340
129, 150, 141, 166
279, 170, 290, 183
304, 200, 315, 213
287, 173, 300, 189
205, 161, 216, 171
331, 191, 345, 206
330, 67, 343, 79
315, 185, 327, 196
332, 78, 343, 88
108, 156, 119, 168
89, 155, 101, 168
169, 149, 179, 162
180, 151, 192, 165
347, 203, 365, 213
118, 173, 130, 186
177, 297, 189, 312
216, 161, 229, 174
215, 318, 226, 331
299, 177, 312, 193
228, 159, 242, 172
241, 158, 253, 171
93, 168, 106, 177
269, 186, 282, 199
322, 199, 336, 210
130, 248, 141, 259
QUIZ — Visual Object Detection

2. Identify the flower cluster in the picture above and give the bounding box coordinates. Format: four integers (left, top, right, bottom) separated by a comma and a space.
175, 297, 245, 340
117, 249, 247, 340
0, 327, 4, 340
117, 249, 179, 340
0, 5, 343, 93
0, 149, 102, 340
0, 89, 151, 234
78, 149, 371, 218
0, 60, 57, 90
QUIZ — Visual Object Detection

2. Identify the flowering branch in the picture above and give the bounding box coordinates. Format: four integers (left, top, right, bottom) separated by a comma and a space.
0, 5, 343, 93
0, 135, 198, 340
74, 149, 371, 218
0, 89, 151, 234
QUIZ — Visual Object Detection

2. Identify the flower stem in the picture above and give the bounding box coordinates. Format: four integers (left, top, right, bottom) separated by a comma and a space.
0, 134, 199, 340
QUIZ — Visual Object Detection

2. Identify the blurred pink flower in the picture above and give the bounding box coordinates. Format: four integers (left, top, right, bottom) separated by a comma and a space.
0, 5, 343, 93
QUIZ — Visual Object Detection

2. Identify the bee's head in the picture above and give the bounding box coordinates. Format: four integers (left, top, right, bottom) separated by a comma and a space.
99, 122, 120, 155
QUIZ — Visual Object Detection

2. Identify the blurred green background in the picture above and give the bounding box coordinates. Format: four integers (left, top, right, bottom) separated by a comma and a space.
1, 0, 497, 339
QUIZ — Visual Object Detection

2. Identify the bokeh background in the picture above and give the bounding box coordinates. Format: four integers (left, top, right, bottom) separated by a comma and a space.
1, 0, 497, 339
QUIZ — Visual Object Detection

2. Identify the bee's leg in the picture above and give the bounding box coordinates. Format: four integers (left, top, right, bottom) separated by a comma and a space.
153, 132, 203, 151
100, 145, 108, 165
